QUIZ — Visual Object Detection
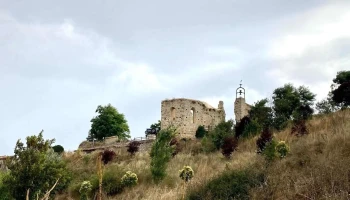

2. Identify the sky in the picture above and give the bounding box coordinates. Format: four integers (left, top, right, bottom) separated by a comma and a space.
1, 0, 349, 155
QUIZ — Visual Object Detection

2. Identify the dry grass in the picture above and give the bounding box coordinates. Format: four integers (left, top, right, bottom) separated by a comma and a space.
56, 109, 350, 200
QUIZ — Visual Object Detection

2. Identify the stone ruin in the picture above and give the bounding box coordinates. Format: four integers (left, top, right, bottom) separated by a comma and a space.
161, 83, 251, 138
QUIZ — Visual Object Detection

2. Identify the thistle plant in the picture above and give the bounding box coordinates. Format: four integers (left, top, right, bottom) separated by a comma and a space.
121, 171, 138, 187
79, 181, 92, 200
275, 141, 290, 158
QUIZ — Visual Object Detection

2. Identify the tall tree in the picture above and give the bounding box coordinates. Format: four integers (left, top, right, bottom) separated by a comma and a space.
4, 131, 70, 199
150, 120, 161, 130
272, 84, 316, 130
331, 70, 350, 108
89, 104, 130, 141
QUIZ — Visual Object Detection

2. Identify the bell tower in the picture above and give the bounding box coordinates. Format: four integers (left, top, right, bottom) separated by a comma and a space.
234, 81, 249, 123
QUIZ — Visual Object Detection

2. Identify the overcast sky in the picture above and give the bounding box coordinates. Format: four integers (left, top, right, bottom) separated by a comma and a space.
1, 0, 349, 155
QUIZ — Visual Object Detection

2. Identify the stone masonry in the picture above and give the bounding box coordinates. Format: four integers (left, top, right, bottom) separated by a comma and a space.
161, 98, 226, 138
234, 97, 251, 123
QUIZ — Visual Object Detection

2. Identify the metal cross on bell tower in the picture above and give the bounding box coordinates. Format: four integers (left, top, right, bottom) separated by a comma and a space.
236, 80, 245, 99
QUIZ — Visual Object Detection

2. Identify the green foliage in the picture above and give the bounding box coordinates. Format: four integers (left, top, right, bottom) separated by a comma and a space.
332, 81, 350, 107
249, 98, 274, 128
52, 144, 64, 154
256, 127, 273, 154
275, 141, 290, 158
4, 130, 71, 199
150, 127, 177, 183
121, 171, 138, 187
179, 166, 194, 182
79, 181, 92, 200
207, 120, 235, 150
242, 119, 261, 138
0, 171, 13, 200
262, 139, 278, 162
150, 120, 161, 130
186, 168, 264, 200
90, 168, 125, 196
272, 84, 316, 130
200, 136, 217, 153
88, 104, 130, 141
195, 125, 207, 138
221, 136, 238, 159
316, 98, 338, 114
332, 70, 350, 85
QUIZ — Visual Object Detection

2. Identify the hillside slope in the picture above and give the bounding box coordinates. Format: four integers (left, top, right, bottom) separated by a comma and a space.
57, 109, 350, 200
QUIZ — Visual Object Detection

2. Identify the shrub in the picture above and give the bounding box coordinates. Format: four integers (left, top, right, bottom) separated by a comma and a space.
0, 172, 12, 200
256, 127, 273, 154
207, 120, 235, 150
241, 119, 261, 138
101, 149, 116, 165
150, 127, 176, 183
195, 125, 207, 138
200, 136, 217, 153
127, 141, 141, 156
179, 166, 194, 182
235, 116, 251, 138
90, 168, 125, 196
79, 181, 92, 200
275, 141, 290, 158
121, 171, 138, 187
262, 139, 278, 161
186, 168, 264, 200
52, 145, 64, 154
221, 136, 238, 159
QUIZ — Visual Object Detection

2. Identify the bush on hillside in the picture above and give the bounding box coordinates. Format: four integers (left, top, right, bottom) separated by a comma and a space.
170, 138, 181, 157
90, 168, 125, 196
0, 172, 12, 200
150, 127, 176, 183
52, 145, 64, 154
291, 120, 308, 136
200, 136, 217, 153
127, 141, 141, 156
121, 171, 138, 187
256, 127, 273, 154
207, 120, 235, 150
221, 136, 238, 159
261, 139, 278, 161
234, 116, 251, 138
186, 168, 264, 200
101, 149, 116, 165
275, 141, 290, 158
195, 125, 207, 138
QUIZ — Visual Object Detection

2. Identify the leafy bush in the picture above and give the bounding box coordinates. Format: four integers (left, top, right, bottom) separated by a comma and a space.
150, 127, 176, 183
235, 116, 251, 138
121, 171, 138, 187
241, 119, 261, 138
195, 125, 207, 138
127, 141, 141, 156
170, 138, 181, 157
90, 168, 125, 196
275, 141, 290, 158
256, 127, 273, 154
101, 149, 116, 165
52, 144, 64, 154
186, 168, 264, 200
221, 136, 238, 159
200, 136, 217, 153
262, 139, 278, 161
207, 120, 235, 150
0, 172, 12, 200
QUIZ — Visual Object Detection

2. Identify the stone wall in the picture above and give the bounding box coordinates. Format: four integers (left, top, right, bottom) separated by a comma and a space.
234, 97, 251, 122
161, 98, 225, 138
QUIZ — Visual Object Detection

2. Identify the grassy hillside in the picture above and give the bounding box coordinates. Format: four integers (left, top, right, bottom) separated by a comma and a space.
56, 109, 350, 200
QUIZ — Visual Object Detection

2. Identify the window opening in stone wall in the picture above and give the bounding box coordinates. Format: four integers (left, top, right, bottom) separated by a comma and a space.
190, 107, 195, 123
171, 107, 176, 120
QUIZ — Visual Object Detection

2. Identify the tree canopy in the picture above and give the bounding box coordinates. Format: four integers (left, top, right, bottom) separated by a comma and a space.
272, 84, 316, 130
88, 104, 130, 141
4, 130, 71, 199
331, 71, 350, 107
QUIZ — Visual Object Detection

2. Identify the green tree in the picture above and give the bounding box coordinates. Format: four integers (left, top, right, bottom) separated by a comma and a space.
89, 104, 130, 141
52, 144, 64, 154
272, 84, 316, 130
150, 127, 176, 183
316, 98, 338, 114
206, 120, 235, 150
330, 71, 350, 107
4, 131, 71, 199
150, 120, 161, 130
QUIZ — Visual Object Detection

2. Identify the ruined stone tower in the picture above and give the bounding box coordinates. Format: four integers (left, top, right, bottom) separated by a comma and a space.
234, 82, 251, 123
161, 98, 225, 138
